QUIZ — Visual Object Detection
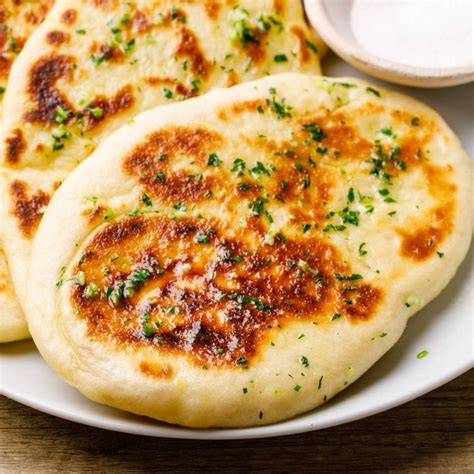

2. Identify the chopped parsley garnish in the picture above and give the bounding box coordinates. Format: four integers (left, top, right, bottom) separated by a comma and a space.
318, 375, 323, 389
249, 196, 272, 222
359, 242, 368, 256
293, 384, 302, 392
334, 82, 356, 88
302, 223, 311, 233
84, 283, 100, 298
417, 350, 429, 359
141, 193, 153, 206
405, 295, 419, 308
437, 251, 444, 258
173, 202, 187, 212
239, 182, 252, 191
305, 39, 318, 54
411, 117, 420, 126
91, 52, 109, 66
102, 209, 115, 220
347, 187, 355, 203
142, 320, 155, 338
228, 7, 260, 46
51, 124, 72, 152
338, 207, 360, 226
267, 88, 293, 119
334, 273, 363, 281
76, 29, 86, 35
207, 153, 221, 167
53, 106, 71, 124
163, 88, 173, 99
380, 127, 393, 136
87, 105, 104, 118
303, 123, 326, 142
236, 356, 248, 366
156, 171, 166, 182
251, 161, 271, 177
228, 293, 272, 311
300, 356, 309, 368
332, 313, 342, 320
56, 267, 66, 288
379, 332, 388, 338
274, 54, 288, 62
231, 158, 246, 175
366, 87, 381, 97
106, 265, 160, 306
191, 77, 201, 93
194, 231, 210, 244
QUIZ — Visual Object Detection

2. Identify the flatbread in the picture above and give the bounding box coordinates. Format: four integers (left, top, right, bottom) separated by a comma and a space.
27, 74, 472, 427
0, 0, 54, 342
0, 0, 323, 341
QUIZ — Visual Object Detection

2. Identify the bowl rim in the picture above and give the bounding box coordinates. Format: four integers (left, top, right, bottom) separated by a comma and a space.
304, 0, 474, 84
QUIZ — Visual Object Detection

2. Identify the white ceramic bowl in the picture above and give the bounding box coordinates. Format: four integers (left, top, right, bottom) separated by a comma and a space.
304, 0, 474, 88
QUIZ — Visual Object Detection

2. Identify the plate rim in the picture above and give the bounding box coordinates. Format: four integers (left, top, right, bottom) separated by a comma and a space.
2, 354, 471, 440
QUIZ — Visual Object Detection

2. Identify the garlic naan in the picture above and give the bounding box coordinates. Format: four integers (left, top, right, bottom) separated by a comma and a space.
27, 74, 471, 427
0, 0, 323, 341
0, 0, 54, 342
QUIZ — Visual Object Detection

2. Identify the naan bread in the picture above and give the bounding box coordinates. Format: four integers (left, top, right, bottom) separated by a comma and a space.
0, 0, 54, 342
27, 74, 471, 427
0, 0, 323, 341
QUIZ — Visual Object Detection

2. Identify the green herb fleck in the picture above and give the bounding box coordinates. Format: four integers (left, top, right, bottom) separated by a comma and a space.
366, 87, 381, 97
207, 153, 221, 167
359, 242, 368, 256
274, 54, 288, 62
142, 193, 153, 206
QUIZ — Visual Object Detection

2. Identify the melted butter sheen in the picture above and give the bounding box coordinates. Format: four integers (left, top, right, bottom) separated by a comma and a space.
68, 83, 457, 369
71, 215, 381, 367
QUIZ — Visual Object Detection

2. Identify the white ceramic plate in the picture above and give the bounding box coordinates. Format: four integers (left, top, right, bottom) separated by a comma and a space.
1, 55, 473, 440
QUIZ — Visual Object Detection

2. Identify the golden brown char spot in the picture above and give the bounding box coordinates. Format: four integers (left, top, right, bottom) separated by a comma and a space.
144, 76, 175, 86
89, 43, 125, 64
273, 0, 285, 14
71, 215, 382, 368
22, 0, 53, 26
0, 56, 12, 80
218, 99, 265, 121
176, 27, 211, 78
46, 30, 70, 46
82, 205, 107, 226
291, 25, 311, 63
225, 71, 240, 88
144, 76, 195, 99
204, 0, 221, 19
82, 85, 135, 131
123, 126, 222, 203
139, 360, 174, 379
92, 0, 117, 10
398, 202, 454, 261
131, 10, 152, 33
24, 54, 75, 124
61, 8, 77, 25
9, 180, 50, 237
4, 129, 26, 165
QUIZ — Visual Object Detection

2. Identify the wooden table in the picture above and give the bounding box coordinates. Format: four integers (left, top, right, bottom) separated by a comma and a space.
1, 370, 472, 472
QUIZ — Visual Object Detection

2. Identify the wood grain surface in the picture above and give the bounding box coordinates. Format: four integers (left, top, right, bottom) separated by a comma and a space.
0, 369, 472, 472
